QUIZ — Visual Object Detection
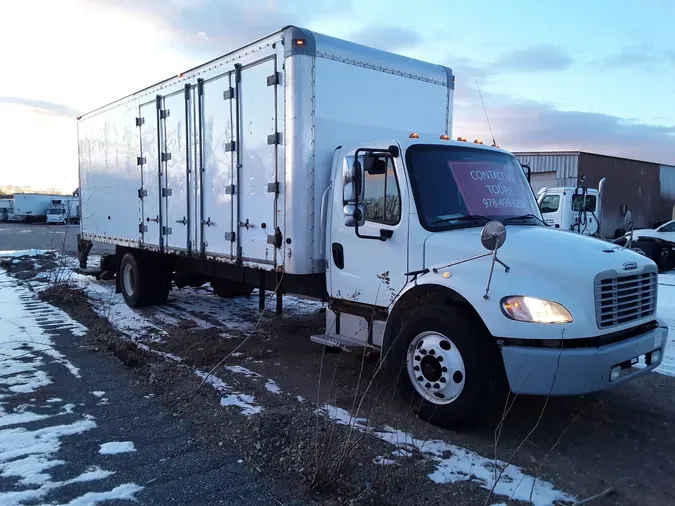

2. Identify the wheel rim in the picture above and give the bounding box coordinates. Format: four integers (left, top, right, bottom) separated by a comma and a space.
122, 263, 135, 297
406, 331, 466, 405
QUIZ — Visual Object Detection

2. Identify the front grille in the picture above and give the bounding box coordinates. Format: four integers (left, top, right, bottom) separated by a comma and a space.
595, 270, 658, 328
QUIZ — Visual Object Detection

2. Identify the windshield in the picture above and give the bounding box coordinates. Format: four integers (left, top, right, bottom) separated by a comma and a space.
405, 145, 542, 230
46, 209, 64, 215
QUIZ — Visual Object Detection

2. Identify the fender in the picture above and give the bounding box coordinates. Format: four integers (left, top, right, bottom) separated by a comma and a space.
380, 280, 486, 369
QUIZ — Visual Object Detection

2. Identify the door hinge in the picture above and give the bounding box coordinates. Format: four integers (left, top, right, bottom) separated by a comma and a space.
266, 227, 282, 248
224, 232, 236, 242
138, 223, 148, 233
162, 226, 172, 235
160, 109, 170, 119
225, 141, 236, 152
137, 188, 148, 199
161, 188, 173, 197
223, 87, 234, 100
267, 132, 282, 145
225, 184, 236, 195
266, 72, 280, 86
137, 156, 146, 166
135, 117, 145, 127
267, 182, 280, 194
161, 152, 172, 162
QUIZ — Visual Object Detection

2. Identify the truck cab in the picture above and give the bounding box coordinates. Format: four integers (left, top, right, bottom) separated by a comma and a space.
536, 184, 603, 236
316, 134, 666, 429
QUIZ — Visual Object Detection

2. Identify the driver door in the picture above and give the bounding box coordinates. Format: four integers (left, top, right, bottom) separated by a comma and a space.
328, 147, 410, 308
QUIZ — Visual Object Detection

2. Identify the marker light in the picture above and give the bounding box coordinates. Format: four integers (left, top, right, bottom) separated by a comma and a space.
294, 39, 306, 46
457, 136, 467, 142
409, 132, 420, 139
440, 134, 450, 140
474, 139, 484, 144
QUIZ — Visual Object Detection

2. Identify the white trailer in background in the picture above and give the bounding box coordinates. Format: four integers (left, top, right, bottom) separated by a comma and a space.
77, 26, 667, 430
46, 197, 80, 224
8, 193, 62, 222
0, 198, 11, 222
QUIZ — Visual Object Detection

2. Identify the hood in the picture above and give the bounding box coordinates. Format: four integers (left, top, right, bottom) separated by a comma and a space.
424, 225, 653, 274
422, 225, 657, 339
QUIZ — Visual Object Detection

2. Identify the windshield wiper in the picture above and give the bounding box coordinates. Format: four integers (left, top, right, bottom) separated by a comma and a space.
430, 215, 491, 226
502, 214, 547, 226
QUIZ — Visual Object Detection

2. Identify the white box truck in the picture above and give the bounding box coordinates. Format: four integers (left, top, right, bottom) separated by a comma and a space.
46, 197, 80, 224
77, 26, 668, 430
9, 193, 59, 222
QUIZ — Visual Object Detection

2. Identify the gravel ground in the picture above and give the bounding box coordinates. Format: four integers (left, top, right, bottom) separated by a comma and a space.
2, 252, 675, 506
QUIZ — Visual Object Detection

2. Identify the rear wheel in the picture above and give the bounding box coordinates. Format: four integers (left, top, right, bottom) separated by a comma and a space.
211, 279, 254, 298
396, 304, 505, 430
119, 253, 152, 308
119, 252, 170, 307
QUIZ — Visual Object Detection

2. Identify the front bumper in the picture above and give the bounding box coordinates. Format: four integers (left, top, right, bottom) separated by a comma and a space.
501, 324, 668, 395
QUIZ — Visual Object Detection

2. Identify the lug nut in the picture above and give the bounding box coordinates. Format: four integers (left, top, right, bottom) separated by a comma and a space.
433, 383, 440, 389
429, 349, 435, 355
413, 365, 420, 371
417, 376, 424, 381
441, 366, 448, 373
425, 382, 431, 389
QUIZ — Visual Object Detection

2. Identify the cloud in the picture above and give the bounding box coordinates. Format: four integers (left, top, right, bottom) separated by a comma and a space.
595, 45, 675, 70
0, 97, 81, 118
493, 44, 572, 72
454, 89, 675, 166
88, 0, 355, 57
347, 26, 423, 52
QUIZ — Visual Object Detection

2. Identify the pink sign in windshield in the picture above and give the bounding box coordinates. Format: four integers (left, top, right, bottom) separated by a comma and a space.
448, 161, 537, 216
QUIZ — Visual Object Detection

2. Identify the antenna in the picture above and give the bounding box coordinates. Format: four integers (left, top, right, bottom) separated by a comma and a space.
476, 80, 497, 147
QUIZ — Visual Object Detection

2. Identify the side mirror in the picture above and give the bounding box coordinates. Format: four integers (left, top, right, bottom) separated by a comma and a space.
343, 204, 365, 228
481, 221, 507, 251
364, 154, 386, 175
624, 210, 633, 227
343, 159, 363, 201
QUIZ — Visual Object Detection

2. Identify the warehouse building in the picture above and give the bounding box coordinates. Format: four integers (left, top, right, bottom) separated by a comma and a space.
513, 151, 675, 236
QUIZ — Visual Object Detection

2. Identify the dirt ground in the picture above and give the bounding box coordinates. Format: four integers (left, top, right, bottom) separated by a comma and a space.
3, 252, 675, 506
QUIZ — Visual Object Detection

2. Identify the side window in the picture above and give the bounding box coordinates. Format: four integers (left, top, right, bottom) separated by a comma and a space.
362, 157, 401, 225
571, 194, 596, 212
539, 195, 560, 213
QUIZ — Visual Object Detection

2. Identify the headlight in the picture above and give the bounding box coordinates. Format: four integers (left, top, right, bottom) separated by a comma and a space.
501, 296, 573, 324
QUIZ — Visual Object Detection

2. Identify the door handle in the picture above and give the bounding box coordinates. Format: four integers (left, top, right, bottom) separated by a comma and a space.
148, 216, 159, 223
176, 217, 187, 225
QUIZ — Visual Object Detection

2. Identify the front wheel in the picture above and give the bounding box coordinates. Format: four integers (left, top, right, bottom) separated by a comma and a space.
396, 304, 505, 430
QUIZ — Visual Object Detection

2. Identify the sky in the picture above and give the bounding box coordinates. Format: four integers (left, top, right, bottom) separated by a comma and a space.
0, 0, 673, 192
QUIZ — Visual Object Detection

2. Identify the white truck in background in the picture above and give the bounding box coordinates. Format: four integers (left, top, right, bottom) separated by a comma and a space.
76, 26, 667, 430
536, 176, 605, 237
8, 193, 60, 223
0, 198, 11, 222
46, 197, 80, 224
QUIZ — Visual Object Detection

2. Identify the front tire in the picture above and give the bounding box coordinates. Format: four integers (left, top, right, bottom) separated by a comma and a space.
396, 304, 505, 430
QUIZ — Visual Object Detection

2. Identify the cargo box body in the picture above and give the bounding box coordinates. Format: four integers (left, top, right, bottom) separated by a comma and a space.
78, 26, 454, 275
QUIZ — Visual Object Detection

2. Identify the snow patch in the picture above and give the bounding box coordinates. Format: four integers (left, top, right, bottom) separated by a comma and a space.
99, 441, 136, 455
655, 273, 675, 377
319, 404, 575, 506
373, 456, 395, 465
49, 483, 143, 506
264, 380, 282, 394
91, 391, 105, 398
